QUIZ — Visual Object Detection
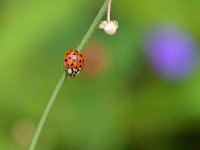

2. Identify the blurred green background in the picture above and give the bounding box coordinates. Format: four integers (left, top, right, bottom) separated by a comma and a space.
0, 0, 200, 150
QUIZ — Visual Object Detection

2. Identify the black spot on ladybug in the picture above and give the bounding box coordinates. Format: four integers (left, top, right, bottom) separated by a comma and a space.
73, 53, 76, 55
79, 60, 82, 63
66, 53, 69, 55
68, 56, 72, 59
71, 63, 73, 66
80, 54, 82, 57
65, 59, 67, 62
83, 59, 84, 62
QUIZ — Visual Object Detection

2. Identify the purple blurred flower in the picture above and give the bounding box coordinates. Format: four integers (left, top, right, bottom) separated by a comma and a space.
144, 25, 198, 80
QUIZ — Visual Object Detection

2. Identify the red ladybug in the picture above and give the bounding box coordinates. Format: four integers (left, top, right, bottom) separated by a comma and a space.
64, 49, 84, 78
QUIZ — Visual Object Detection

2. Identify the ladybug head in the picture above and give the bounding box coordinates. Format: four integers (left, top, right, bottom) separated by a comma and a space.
67, 68, 81, 78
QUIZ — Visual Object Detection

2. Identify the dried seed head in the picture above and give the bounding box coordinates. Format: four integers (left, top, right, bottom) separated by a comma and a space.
99, 20, 118, 35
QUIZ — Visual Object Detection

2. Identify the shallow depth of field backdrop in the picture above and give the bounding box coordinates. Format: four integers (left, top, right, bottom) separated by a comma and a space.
0, 0, 200, 150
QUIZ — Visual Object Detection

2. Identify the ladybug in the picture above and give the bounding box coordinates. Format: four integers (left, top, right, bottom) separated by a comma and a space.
64, 49, 84, 78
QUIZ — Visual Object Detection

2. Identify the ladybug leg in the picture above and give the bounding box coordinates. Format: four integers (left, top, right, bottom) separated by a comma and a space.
69, 74, 75, 78
69, 74, 73, 78
62, 64, 66, 70
61, 65, 69, 77
77, 71, 80, 75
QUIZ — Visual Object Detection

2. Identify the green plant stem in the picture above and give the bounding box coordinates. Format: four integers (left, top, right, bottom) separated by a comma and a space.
77, 0, 108, 51
28, 1, 109, 150
28, 72, 67, 150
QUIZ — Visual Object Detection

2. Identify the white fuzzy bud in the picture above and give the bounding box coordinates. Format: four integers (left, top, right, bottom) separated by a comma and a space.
99, 20, 118, 35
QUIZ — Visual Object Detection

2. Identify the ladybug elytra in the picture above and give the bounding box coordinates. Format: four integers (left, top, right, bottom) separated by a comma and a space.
64, 49, 84, 78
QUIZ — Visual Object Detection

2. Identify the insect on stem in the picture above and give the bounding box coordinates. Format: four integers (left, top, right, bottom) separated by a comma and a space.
28, 0, 109, 149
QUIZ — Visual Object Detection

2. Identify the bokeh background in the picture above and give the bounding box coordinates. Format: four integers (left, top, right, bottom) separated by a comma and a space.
0, 0, 200, 150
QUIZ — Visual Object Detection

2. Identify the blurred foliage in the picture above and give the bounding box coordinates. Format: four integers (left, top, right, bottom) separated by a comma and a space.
0, 0, 200, 150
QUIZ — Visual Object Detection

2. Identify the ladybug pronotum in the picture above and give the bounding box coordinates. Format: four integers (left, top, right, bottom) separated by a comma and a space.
64, 49, 84, 78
